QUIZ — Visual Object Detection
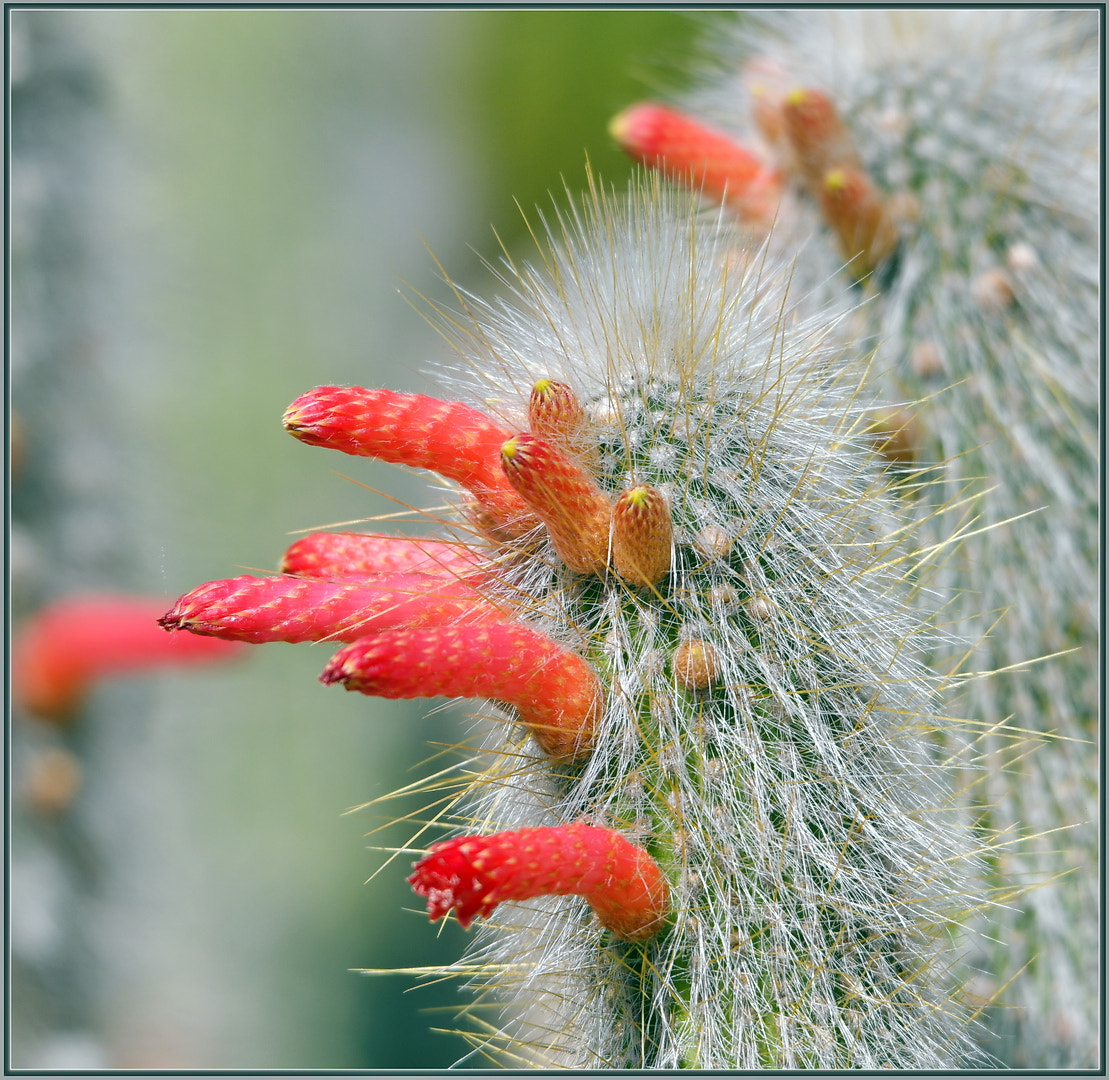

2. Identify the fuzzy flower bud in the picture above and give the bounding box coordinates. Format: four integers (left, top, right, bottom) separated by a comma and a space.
820, 166, 899, 273
671, 638, 721, 692
159, 571, 503, 644
408, 823, 670, 941
320, 622, 602, 761
609, 102, 781, 225
500, 434, 612, 576
611, 485, 673, 588
527, 378, 597, 467
283, 386, 535, 536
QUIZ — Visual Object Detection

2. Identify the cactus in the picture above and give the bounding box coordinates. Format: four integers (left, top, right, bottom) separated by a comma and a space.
163, 172, 998, 1068
610, 10, 1100, 1066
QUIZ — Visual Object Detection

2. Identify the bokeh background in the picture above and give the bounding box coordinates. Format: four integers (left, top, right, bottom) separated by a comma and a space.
9, 8, 708, 1070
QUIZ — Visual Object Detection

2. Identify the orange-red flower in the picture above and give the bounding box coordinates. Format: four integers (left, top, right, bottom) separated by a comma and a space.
408, 823, 669, 940
609, 102, 781, 226
283, 386, 536, 537
320, 622, 601, 761
280, 531, 479, 578
159, 570, 505, 644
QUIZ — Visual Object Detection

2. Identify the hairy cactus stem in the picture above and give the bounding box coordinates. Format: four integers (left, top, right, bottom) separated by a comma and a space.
163, 166, 996, 1068
616, 12, 1099, 1066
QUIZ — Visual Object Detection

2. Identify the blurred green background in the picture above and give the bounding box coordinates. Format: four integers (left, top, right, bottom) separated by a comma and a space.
9, 8, 711, 1070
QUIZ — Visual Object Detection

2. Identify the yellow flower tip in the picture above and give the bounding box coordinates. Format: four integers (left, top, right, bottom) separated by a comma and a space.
785, 87, 808, 108
500, 436, 520, 463
281, 404, 305, 432
531, 377, 555, 397
607, 104, 639, 144
623, 485, 652, 510
824, 168, 847, 192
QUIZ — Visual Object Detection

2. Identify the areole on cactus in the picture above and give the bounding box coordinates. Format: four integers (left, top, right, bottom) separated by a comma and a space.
162, 165, 993, 1068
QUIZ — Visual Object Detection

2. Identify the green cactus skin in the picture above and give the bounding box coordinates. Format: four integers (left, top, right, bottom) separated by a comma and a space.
377, 174, 991, 1069
669, 10, 1099, 1067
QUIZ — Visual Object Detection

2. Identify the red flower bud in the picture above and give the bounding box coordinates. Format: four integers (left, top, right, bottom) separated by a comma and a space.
283, 386, 536, 536
159, 571, 503, 645
611, 486, 673, 588
609, 102, 781, 225
320, 622, 601, 760
408, 823, 669, 941
500, 434, 612, 576
13, 595, 246, 720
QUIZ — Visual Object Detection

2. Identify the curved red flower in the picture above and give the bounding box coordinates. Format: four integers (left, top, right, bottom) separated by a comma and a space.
283, 386, 536, 537
408, 823, 669, 941
320, 622, 601, 761
609, 102, 781, 225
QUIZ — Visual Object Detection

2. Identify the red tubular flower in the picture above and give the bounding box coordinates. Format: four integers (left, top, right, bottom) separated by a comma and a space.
609, 102, 782, 226
408, 823, 670, 941
159, 571, 504, 644
500, 434, 612, 576
319, 622, 601, 761
13, 595, 247, 720
280, 531, 480, 579
611, 485, 674, 588
282, 386, 536, 537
